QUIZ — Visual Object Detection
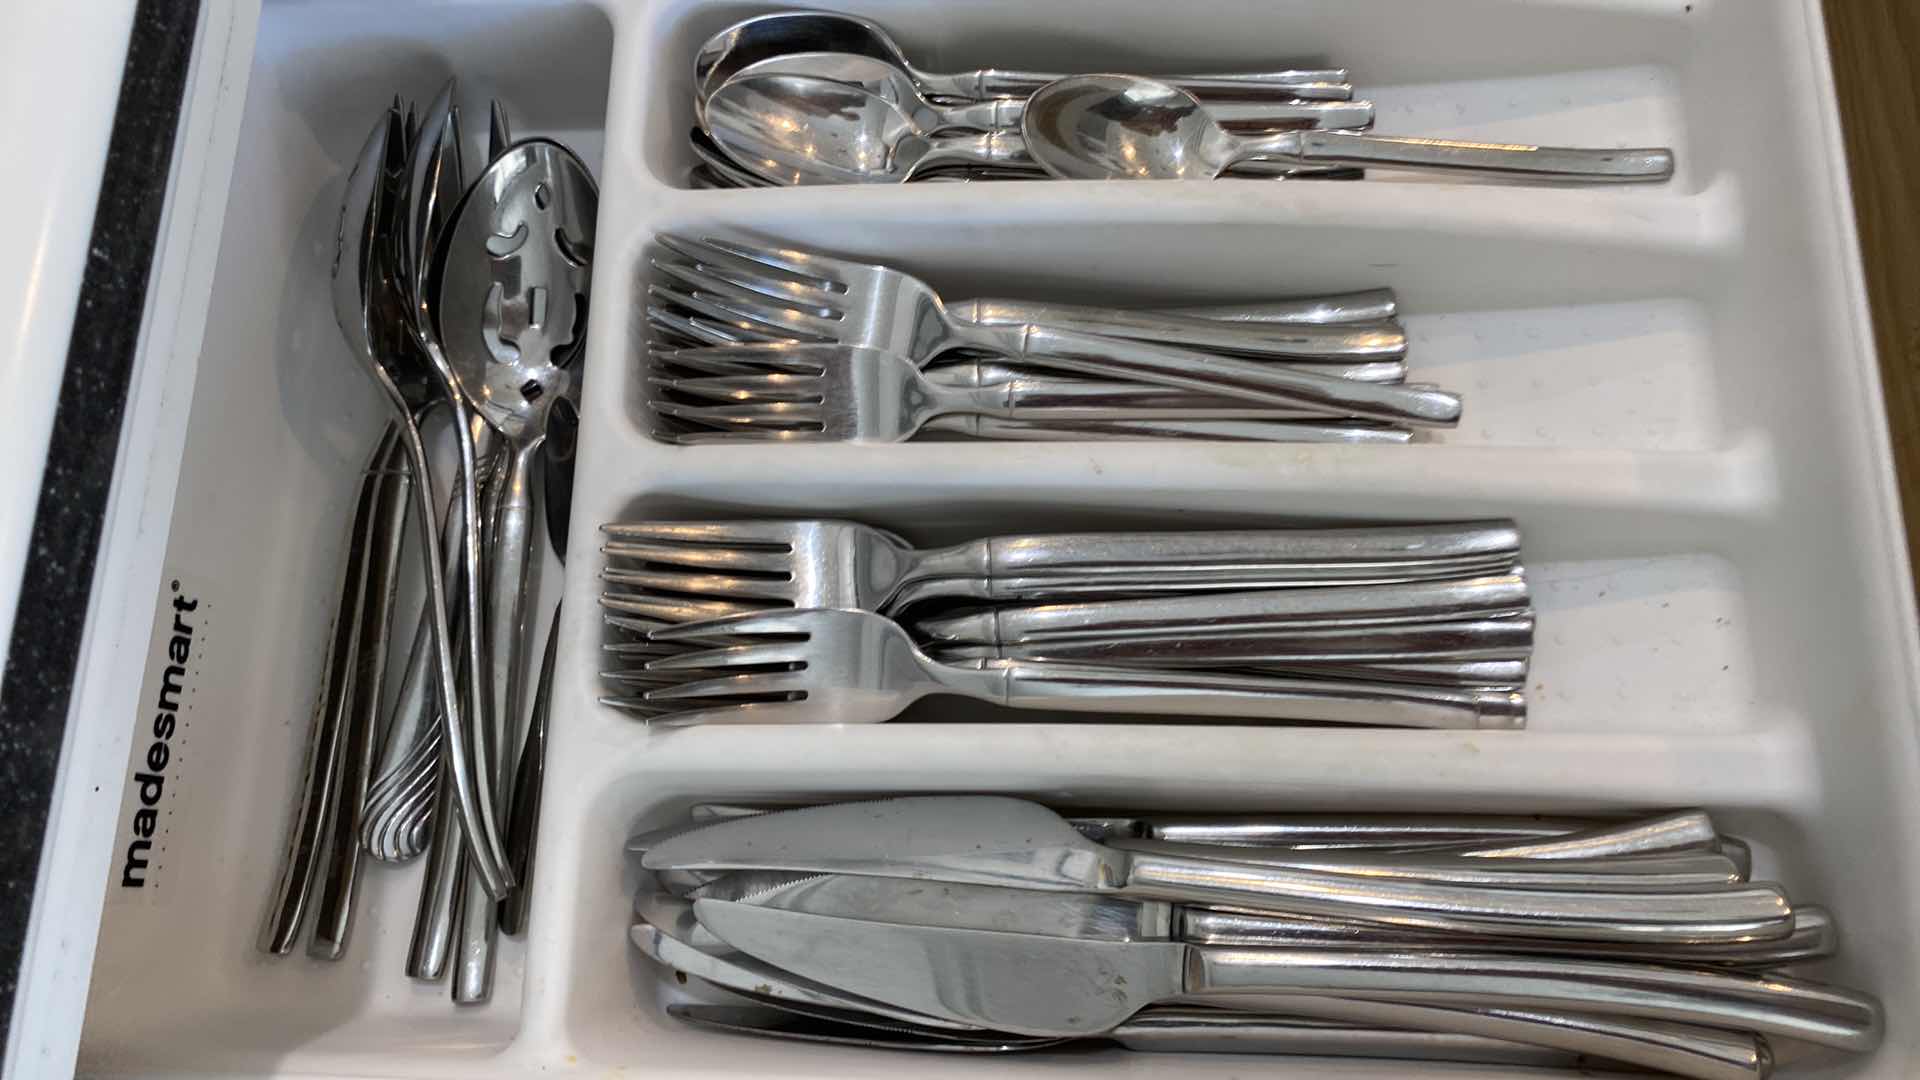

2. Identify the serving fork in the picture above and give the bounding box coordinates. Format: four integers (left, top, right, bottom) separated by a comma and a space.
626, 608, 1525, 728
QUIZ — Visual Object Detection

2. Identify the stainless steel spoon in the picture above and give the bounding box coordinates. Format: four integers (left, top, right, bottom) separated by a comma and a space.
727, 51, 1376, 135
438, 136, 596, 1002
692, 11, 1353, 109
324, 108, 510, 901
705, 73, 1031, 185
1023, 74, 1675, 183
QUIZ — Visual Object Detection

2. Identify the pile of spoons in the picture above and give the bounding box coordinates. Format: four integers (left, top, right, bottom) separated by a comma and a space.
686, 10, 1674, 187
630, 797, 1883, 1078
259, 79, 595, 1008
644, 234, 1457, 444
599, 518, 1530, 726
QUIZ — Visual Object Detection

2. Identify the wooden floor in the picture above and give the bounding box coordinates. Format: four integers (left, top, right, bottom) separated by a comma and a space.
1823, 1, 1920, 583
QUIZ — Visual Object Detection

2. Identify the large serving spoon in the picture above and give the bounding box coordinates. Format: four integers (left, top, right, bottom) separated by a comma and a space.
324, 108, 510, 902
693, 11, 1353, 108
727, 52, 1376, 135
438, 136, 597, 1002
1024, 75, 1675, 183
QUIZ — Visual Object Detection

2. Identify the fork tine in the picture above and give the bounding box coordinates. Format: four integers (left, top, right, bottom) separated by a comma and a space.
604, 640, 698, 657
696, 236, 853, 295
605, 613, 675, 636
602, 538, 796, 573
600, 668, 702, 686
603, 565, 796, 602
644, 641, 808, 671
652, 373, 822, 404
649, 307, 768, 348
644, 670, 811, 702
648, 284, 837, 343
671, 428, 823, 445
652, 256, 842, 320
651, 401, 823, 424
668, 426, 817, 443
659, 234, 847, 297
652, 342, 843, 367
650, 348, 825, 376
649, 609, 821, 641
602, 520, 799, 545
647, 699, 816, 727
599, 695, 695, 715
601, 591, 766, 622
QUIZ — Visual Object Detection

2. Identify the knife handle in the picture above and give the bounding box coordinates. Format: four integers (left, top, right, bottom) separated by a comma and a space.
1163, 996, 1770, 1080
1119, 848, 1792, 944
1182, 946, 1880, 1052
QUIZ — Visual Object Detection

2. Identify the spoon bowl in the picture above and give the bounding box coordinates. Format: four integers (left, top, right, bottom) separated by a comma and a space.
705, 73, 1027, 185
1024, 74, 1675, 183
692, 10, 1354, 109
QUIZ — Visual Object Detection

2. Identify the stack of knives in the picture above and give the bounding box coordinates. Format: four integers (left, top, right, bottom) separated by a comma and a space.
629, 797, 1882, 1078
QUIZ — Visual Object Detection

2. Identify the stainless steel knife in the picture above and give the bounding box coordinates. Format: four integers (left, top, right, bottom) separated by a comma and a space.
691, 898, 1881, 1051
642, 796, 1793, 944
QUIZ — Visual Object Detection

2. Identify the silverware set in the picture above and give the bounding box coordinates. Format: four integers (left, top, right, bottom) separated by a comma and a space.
686, 10, 1675, 187
630, 797, 1883, 1078
598, 518, 1531, 727
259, 80, 594, 1004
645, 234, 1457, 444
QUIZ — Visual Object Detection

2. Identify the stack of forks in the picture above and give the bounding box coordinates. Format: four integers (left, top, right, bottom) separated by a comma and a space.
598, 518, 1531, 727
645, 234, 1463, 443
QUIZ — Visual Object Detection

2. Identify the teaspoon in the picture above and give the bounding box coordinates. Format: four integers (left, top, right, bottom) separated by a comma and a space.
694, 11, 1352, 109
1023, 74, 1675, 183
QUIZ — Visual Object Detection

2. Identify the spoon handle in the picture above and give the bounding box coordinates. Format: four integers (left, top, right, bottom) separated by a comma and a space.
255, 426, 396, 954
939, 68, 1353, 103
908, 132, 1035, 178
1240, 130, 1675, 182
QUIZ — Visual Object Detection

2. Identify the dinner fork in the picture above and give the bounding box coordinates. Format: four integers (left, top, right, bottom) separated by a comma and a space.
645, 235, 1445, 412
631, 608, 1525, 728
600, 519, 1523, 620
647, 345, 1457, 439
651, 236, 1406, 363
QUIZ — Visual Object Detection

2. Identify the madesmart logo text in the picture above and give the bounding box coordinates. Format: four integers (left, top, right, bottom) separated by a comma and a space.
121, 581, 198, 888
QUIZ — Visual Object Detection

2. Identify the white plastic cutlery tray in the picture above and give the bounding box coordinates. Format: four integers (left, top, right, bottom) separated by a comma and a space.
45, 0, 1917, 1078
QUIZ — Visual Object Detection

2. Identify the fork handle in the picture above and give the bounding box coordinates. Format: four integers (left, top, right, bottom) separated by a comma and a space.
911, 522, 1520, 584
1155, 290, 1397, 325
976, 324, 1461, 426
935, 659, 1526, 728
945, 300, 1405, 361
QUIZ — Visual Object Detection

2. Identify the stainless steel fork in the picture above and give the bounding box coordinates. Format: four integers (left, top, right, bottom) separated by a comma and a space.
650, 237, 1407, 363
632, 608, 1525, 728
646, 344, 1455, 440
599, 518, 1524, 622
644, 236, 1448, 409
